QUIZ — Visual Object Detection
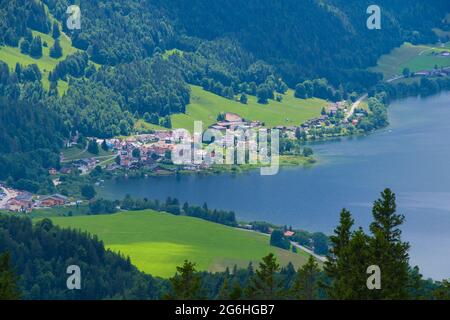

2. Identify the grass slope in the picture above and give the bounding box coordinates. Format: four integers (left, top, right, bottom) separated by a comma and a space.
171, 85, 327, 132
372, 42, 450, 80
62, 145, 113, 162
0, 30, 78, 93
50, 210, 311, 278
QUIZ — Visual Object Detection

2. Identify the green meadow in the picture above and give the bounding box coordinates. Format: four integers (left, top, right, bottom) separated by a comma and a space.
371, 42, 450, 80
50, 210, 311, 278
62, 145, 114, 162
0, 29, 78, 93
171, 85, 327, 132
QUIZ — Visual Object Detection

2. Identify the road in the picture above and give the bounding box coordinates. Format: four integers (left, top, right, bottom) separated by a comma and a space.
0, 186, 17, 209
345, 93, 368, 120
387, 75, 404, 83
235, 227, 327, 262
290, 242, 327, 262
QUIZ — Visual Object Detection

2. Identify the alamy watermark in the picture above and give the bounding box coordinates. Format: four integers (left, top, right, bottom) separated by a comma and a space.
366, 265, 381, 290
66, 265, 81, 290
171, 121, 280, 175
66, 5, 81, 30
367, 5, 381, 30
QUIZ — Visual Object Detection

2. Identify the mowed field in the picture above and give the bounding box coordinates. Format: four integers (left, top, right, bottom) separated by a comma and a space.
0, 29, 78, 93
171, 85, 327, 132
50, 210, 311, 278
371, 42, 450, 80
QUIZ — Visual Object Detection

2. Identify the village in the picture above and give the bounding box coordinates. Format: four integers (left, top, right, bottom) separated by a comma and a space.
0, 100, 367, 214
0, 182, 78, 213
4, 58, 450, 214
11, 62, 450, 214
410, 65, 450, 77
91, 104, 363, 172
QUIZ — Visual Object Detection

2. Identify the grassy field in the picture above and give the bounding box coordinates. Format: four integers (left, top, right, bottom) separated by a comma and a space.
171, 85, 327, 132
0, 29, 79, 93
134, 119, 168, 132
49, 210, 311, 278
62, 145, 114, 162
371, 42, 450, 80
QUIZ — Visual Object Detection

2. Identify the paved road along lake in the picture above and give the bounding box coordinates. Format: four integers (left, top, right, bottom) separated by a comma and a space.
99, 92, 450, 279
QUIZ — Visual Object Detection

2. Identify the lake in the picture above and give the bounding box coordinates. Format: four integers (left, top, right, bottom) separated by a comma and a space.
99, 92, 450, 279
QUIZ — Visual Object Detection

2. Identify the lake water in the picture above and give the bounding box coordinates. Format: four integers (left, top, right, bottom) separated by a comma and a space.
99, 92, 450, 279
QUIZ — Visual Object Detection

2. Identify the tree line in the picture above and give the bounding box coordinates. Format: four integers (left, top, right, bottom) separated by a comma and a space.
88, 195, 237, 227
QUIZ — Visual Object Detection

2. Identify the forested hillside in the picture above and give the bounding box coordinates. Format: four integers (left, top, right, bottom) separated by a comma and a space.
0, 0, 448, 191
155, 0, 449, 88
0, 214, 165, 299
0, 61, 67, 193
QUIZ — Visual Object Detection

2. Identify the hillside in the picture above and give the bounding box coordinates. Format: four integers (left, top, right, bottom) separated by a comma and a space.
0, 0, 448, 191
49, 210, 312, 278
0, 214, 163, 299
371, 42, 450, 80
170, 85, 327, 132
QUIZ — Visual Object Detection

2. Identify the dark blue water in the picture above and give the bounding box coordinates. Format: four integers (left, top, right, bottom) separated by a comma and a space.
99, 92, 450, 279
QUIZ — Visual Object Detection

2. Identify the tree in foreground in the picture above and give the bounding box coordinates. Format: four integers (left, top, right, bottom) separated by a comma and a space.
323, 208, 354, 299
292, 255, 320, 300
0, 251, 21, 300
324, 189, 411, 299
433, 279, 450, 300
369, 188, 410, 299
165, 260, 204, 300
246, 253, 283, 299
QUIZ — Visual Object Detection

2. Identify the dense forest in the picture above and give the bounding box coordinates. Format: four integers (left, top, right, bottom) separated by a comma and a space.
0, 62, 67, 193
155, 0, 448, 88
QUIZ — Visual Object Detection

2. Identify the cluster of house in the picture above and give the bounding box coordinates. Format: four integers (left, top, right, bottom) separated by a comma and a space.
1, 189, 72, 213
209, 112, 263, 132
413, 66, 450, 78
297, 101, 360, 133
55, 106, 364, 177
435, 50, 450, 57
103, 131, 177, 171
99, 114, 263, 172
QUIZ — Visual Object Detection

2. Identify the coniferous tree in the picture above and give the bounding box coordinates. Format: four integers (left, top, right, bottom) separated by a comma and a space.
165, 260, 204, 300
292, 255, 320, 300
345, 228, 371, 299
323, 208, 354, 299
87, 139, 99, 155
246, 253, 283, 299
368, 188, 410, 299
29, 36, 43, 58
101, 139, 109, 151
433, 280, 450, 300
49, 39, 63, 58
20, 39, 30, 54
0, 251, 21, 300
228, 282, 243, 300
240, 93, 248, 104
52, 21, 61, 39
